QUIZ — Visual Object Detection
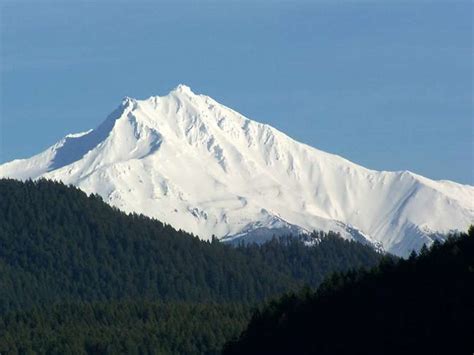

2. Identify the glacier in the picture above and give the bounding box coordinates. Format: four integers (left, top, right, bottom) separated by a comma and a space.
1, 84, 472, 257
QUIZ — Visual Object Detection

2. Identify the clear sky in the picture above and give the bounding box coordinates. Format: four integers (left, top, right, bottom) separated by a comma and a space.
1, 1, 472, 184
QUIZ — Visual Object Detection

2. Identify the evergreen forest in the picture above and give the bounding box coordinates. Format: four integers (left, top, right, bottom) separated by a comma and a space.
223, 228, 474, 354
2, 179, 470, 354
0, 179, 385, 354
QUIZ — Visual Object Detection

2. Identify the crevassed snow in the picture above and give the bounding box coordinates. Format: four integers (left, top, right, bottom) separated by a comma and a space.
1, 84, 473, 257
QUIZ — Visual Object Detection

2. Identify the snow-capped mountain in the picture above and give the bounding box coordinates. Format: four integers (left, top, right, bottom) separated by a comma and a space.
1, 85, 472, 256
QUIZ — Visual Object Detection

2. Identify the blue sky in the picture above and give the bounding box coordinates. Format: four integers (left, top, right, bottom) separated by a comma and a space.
1, 1, 472, 184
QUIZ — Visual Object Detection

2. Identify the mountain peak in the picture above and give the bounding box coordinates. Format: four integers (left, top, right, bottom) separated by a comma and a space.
0, 86, 472, 257
171, 84, 194, 96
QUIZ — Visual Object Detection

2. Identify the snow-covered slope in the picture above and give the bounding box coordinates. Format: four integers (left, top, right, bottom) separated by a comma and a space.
1, 85, 472, 256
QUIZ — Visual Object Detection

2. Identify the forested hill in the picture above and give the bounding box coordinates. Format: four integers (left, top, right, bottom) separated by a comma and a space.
223, 228, 474, 355
0, 178, 386, 353
0, 178, 383, 313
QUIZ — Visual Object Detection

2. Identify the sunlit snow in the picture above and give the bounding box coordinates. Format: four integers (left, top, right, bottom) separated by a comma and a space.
1, 85, 472, 257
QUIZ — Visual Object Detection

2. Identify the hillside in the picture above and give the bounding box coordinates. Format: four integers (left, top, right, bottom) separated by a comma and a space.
1, 86, 472, 256
0, 178, 391, 353
223, 228, 474, 355
0, 178, 385, 315
1, 301, 252, 354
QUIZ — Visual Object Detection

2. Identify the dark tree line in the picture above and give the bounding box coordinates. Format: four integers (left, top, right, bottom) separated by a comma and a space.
1, 301, 251, 355
0, 178, 385, 353
0, 178, 383, 312
223, 228, 474, 355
